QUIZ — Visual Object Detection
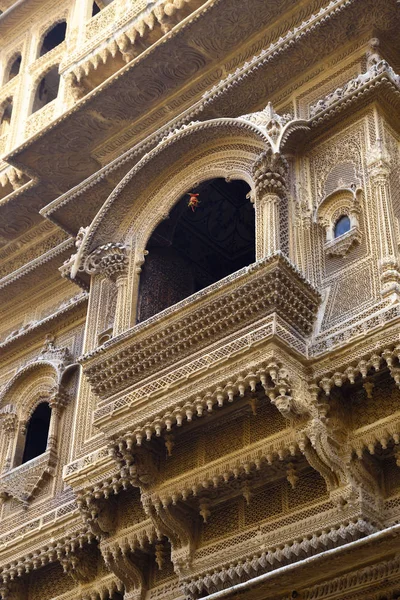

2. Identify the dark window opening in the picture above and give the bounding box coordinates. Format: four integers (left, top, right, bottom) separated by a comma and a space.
22, 402, 51, 464
32, 66, 60, 113
8, 55, 21, 81
39, 22, 67, 56
92, 2, 101, 16
334, 214, 351, 238
137, 178, 254, 323
0, 99, 13, 135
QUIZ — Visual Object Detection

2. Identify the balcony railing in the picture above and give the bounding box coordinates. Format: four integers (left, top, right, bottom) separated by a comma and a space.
81, 255, 320, 424
25, 99, 57, 139
0, 449, 57, 506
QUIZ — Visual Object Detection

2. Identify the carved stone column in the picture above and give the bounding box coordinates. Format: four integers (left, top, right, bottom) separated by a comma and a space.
252, 149, 288, 259
367, 140, 400, 299
0, 411, 18, 472
47, 388, 69, 452
85, 243, 130, 336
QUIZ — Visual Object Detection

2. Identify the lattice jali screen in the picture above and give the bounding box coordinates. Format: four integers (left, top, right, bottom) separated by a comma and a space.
287, 469, 328, 509
204, 418, 245, 463
324, 162, 359, 197
249, 400, 287, 443
244, 482, 283, 526
198, 468, 329, 549
348, 376, 400, 429
201, 500, 240, 543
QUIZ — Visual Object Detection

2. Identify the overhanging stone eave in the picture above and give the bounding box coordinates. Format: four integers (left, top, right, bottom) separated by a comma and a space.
202, 524, 400, 600
307, 78, 400, 139
4, 0, 391, 186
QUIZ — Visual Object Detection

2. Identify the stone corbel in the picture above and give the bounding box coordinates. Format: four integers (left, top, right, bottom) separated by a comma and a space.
60, 554, 95, 585
76, 492, 117, 537
101, 549, 146, 600
141, 495, 196, 576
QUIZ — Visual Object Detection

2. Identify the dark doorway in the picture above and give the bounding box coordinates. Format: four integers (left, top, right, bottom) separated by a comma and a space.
137, 178, 254, 322
22, 402, 51, 464
40, 22, 67, 56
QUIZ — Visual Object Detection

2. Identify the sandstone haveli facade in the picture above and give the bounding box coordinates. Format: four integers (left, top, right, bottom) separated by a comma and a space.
0, 0, 400, 599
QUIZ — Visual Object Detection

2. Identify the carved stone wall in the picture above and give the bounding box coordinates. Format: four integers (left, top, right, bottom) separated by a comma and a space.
1, 1, 400, 600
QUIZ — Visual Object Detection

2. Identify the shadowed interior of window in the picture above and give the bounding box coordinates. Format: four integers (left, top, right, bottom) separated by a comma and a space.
22, 402, 51, 464
39, 22, 67, 56
137, 178, 254, 322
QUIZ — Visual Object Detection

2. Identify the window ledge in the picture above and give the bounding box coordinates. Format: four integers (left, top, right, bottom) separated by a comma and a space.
0, 448, 56, 507
325, 226, 361, 258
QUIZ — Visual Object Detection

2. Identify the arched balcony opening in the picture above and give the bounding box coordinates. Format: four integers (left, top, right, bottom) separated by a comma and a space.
21, 402, 51, 464
334, 214, 351, 238
137, 177, 254, 323
7, 55, 21, 82
39, 22, 67, 57
0, 99, 13, 136
32, 66, 60, 113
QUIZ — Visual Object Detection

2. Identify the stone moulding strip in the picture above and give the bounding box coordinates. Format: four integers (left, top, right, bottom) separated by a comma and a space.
83, 254, 319, 400
0, 500, 78, 551
0, 238, 74, 290
310, 302, 400, 358
63, 445, 111, 482
0, 292, 88, 350
183, 518, 376, 597
302, 555, 400, 600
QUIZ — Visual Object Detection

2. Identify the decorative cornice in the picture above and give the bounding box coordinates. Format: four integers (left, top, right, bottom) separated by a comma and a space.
0, 291, 87, 350
309, 59, 400, 119
0, 237, 74, 291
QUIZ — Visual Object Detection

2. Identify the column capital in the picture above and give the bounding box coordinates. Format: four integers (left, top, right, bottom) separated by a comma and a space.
367, 139, 391, 180
252, 148, 288, 199
48, 387, 69, 412
84, 242, 129, 281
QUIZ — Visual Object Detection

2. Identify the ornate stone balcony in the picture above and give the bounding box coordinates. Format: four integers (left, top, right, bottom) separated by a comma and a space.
0, 448, 57, 507
81, 254, 320, 421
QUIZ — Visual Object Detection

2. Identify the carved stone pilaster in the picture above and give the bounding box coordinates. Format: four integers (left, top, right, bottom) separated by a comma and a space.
85, 242, 130, 335
252, 149, 288, 258
47, 387, 69, 451
367, 140, 400, 299
0, 407, 18, 472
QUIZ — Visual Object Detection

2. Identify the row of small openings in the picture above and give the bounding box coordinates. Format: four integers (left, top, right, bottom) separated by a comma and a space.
1, 22, 66, 87
0, 66, 60, 136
